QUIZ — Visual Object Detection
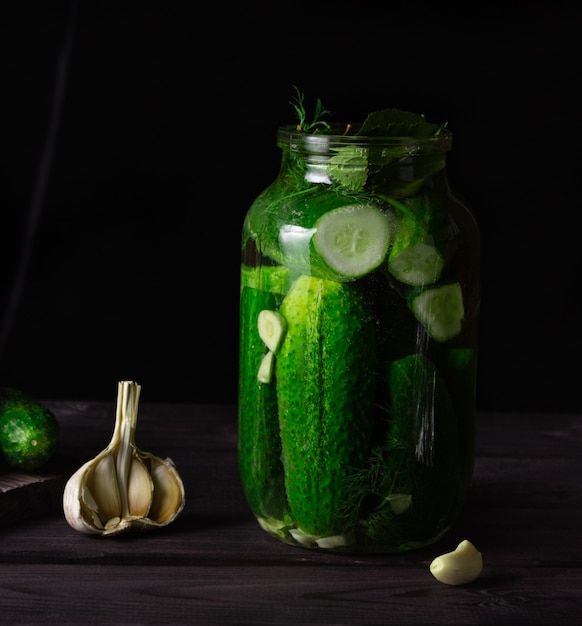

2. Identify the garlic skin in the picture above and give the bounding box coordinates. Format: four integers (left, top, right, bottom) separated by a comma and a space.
430, 539, 483, 585
63, 381, 185, 536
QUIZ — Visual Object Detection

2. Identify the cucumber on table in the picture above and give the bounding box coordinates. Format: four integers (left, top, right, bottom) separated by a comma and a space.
0, 388, 59, 470
276, 274, 377, 544
238, 279, 288, 524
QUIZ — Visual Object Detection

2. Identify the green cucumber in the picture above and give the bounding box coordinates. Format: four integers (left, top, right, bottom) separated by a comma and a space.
246, 188, 345, 272
240, 264, 294, 294
440, 347, 477, 494
410, 282, 465, 342
238, 284, 288, 522
0, 388, 59, 470
365, 353, 459, 547
276, 274, 377, 540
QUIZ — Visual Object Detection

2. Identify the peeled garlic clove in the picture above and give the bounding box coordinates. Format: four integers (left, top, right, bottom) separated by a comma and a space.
430, 539, 483, 585
62, 381, 185, 536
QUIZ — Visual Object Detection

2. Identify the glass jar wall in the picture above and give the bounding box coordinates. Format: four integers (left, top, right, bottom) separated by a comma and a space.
238, 123, 480, 553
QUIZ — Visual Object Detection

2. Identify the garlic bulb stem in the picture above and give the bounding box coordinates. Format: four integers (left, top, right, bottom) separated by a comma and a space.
116, 381, 140, 519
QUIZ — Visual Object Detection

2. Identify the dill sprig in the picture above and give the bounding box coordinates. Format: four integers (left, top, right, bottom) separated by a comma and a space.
290, 86, 332, 134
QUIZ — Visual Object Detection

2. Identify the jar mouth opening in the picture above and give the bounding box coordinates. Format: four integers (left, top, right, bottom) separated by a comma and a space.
277, 124, 452, 154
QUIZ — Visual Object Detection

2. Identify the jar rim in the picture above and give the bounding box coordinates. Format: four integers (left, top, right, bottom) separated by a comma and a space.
277, 124, 452, 153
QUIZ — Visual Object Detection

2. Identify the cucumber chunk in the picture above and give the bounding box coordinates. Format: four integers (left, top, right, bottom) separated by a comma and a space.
312, 203, 391, 281
388, 242, 444, 287
410, 282, 464, 342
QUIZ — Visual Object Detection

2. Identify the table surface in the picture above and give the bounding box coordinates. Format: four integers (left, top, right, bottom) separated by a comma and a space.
0, 401, 580, 625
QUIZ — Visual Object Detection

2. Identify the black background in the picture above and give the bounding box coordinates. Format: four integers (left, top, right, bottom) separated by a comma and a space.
0, 2, 580, 412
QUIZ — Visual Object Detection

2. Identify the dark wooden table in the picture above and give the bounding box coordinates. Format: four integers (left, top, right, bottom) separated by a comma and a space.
0, 402, 580, 624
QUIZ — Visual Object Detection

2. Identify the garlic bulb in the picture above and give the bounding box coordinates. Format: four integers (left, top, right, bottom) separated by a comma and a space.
63, 381, 185, 535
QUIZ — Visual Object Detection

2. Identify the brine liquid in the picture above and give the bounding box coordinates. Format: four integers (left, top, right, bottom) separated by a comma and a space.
238, 178, 479, 553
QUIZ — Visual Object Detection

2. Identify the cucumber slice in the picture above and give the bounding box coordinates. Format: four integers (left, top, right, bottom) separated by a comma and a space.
410, 282, 464, 342
312, 204, 391, 280
385, 194, 445, 286
257, 310, 287, 354
388, 242, 444, 287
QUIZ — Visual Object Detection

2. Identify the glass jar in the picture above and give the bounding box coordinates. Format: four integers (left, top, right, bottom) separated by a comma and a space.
238, 123, 480, 553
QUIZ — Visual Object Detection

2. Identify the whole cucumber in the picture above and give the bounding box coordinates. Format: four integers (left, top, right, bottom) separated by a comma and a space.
276, 274, 377, 540
238, 275, 288, 524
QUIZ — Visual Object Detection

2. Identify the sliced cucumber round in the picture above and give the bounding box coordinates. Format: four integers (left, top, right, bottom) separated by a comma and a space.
312, 204, 391, 281
410, 282, 465, 342
388, 242, 444, 286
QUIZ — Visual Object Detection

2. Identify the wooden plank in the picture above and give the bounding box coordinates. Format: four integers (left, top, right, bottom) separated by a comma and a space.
0, 563, 579, 624
0, 456, 77, 526
0, 405, 580, 624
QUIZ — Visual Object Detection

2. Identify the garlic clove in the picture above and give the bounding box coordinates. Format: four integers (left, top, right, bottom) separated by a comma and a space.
147, 456, 185, 524
126, 456, 154, 519
430, 539, 483, 585
63, 460, 104, 534
62, 381, 185, 536
87, 453, 122, 522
